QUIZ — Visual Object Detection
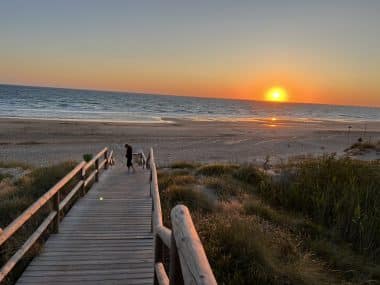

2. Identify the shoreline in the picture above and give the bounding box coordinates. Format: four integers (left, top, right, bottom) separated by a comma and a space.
1, 115, 380, 125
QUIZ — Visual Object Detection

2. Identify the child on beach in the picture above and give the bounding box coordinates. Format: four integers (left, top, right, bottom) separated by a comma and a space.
125, 144, 135, 173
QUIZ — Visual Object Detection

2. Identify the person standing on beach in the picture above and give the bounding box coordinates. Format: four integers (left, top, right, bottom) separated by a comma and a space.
125, 144, 135, 173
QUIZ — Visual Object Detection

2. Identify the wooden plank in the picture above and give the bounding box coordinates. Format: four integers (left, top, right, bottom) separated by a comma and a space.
15, 165, 154, 285
58, 180, 84, 211
84, 169, 97, 187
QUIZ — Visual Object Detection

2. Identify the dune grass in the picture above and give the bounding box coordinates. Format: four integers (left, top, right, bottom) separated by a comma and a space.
0, 161, 78, 285
157, 157, 380, 284
258, 155, 380, 259
196, 163, 239, 176
170, 161, 199, 169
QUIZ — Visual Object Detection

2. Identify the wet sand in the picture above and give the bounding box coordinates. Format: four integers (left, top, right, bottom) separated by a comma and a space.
0, 118, 379, 166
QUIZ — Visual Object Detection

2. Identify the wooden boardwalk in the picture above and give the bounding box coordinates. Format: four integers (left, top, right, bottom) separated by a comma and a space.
16, 166, 154, 285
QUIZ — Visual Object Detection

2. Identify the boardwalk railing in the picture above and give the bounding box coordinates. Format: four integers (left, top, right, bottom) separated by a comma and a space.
148, 148, 217, 285
0, 147, 114, 283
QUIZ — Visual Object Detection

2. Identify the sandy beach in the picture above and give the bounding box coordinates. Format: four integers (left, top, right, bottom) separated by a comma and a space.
0, 118, 379, 167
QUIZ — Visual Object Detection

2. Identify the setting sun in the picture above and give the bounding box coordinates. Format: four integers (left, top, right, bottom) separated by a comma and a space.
265, 87, 288, 103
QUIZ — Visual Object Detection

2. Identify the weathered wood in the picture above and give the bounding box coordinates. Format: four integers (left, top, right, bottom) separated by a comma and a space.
15, 165, 153, 285
107, 150, 114, 166
149, 148, 163, 230
149, 148, 217, 285
171, 205, 217, 285
156, 225, 172, 248
59, 180, 84, 211
0, 161, 86, 247
99, 158, 107, 170
104, 150, 108, 169
95, 159, 99, 182
155, 262, 169, 285
81, 167, 86, 196
53, 192, 60, 233
84, 169, 97, 187
0, 212, 57, 283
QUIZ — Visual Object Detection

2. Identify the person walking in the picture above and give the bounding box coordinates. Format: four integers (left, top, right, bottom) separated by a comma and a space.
125, 144, 135, 173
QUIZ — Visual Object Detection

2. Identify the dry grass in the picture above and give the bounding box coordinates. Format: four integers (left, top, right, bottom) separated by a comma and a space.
0, 161, 78, 285
158, 157, 380, 284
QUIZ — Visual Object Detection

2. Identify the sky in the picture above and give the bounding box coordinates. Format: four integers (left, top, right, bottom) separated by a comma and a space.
0, 0, 379, 107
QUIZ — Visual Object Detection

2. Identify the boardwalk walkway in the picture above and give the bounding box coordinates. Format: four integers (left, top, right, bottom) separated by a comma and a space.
16, 166, 154, 285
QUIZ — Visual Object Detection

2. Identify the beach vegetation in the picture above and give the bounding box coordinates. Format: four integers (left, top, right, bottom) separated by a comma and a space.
82, 153, 93, 162
196, 163, 239, 176
0, 161, 79, 285
158, 156, 380, 284
170, 161, 199, 169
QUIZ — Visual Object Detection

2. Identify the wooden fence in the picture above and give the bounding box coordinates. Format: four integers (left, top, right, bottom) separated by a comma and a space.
148, 148, 217, 285
0, 147, 114, 283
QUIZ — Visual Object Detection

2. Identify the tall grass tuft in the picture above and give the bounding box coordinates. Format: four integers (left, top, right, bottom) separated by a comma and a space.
170, 161, 198, 169
196, 164, 239, 176
260, 155, 380, 260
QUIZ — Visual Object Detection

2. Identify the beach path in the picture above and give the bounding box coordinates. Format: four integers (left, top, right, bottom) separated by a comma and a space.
16, 165, 154, 285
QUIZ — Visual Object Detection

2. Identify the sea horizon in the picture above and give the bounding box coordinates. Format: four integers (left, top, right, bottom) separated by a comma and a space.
1, 83, 379, 124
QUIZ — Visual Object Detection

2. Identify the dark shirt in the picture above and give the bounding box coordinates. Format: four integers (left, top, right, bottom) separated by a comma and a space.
126, 146, 132, 160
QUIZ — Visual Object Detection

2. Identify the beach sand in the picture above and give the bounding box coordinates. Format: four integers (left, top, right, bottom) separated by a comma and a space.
0, 118, 379, 167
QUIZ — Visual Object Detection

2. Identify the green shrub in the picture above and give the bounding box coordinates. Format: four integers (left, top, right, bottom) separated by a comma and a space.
233, 165, 268, 186
83, 153, 93, 162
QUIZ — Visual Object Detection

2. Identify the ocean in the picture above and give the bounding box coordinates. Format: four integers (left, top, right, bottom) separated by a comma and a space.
0, 84, 379, 123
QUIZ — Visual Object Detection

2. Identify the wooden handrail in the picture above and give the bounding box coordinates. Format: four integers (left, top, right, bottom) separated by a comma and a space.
84, 147, 108, 171
0, 147, 114, 283
148, 148, 217, 285
0, 161, 86, 247
171, 206, 217, 285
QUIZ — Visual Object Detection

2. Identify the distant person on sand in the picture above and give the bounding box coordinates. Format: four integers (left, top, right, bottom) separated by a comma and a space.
125, 144, 135, 173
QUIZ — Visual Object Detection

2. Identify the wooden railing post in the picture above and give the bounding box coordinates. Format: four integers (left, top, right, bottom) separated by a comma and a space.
81, 167, 86, 196
169, 233, 183, 285
95, 158, 99, 182
104, 150, 108, 169
53, 191, 60, 233
154, 236, 164, 285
